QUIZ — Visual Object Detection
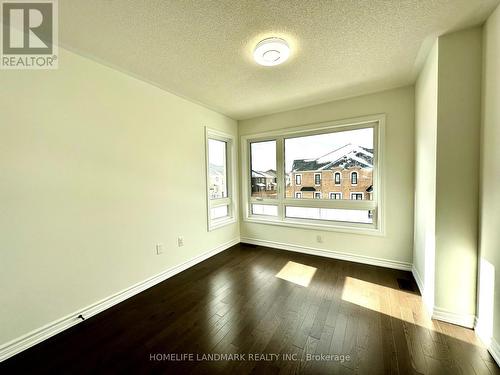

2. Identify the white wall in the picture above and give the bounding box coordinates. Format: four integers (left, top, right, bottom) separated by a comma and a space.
477, 3, 500, 355
413, 27, 482, 326
239, 86, 415, 266
434, 27, 482, 321
413, 41, 438, 310
0, 48, 239, 345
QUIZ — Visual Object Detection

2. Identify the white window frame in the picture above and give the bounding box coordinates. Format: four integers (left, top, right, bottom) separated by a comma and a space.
295, 173, 302, 185
350, 171, 358, 185
314, 173, 321, 186
329, 192, 342, 200
240, 114, 385, 235
334, 172, 341, 185
350, 192, 363, 200
295, 192, 302, 198
205, 127, 237, 231
314, 192, 321, 199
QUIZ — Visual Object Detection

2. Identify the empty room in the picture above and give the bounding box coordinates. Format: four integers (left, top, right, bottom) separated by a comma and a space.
1, 0, 500, 374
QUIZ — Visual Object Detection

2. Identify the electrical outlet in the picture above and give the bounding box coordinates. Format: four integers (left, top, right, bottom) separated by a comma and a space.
316, 235, 323, 243
156, 243, 164, 255
177, 236, 184, 247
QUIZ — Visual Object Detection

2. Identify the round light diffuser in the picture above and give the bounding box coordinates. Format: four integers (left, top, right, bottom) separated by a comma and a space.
253, 37, 290, 66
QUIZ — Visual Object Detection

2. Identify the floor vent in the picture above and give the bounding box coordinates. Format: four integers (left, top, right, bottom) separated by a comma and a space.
397, 278, 417, 293
240, 242, 258, 248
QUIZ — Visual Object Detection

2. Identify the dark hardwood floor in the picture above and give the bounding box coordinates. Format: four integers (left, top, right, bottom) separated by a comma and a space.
2, 243, 498, 374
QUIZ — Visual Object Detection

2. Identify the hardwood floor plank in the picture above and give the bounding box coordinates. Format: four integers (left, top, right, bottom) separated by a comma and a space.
1, 244, 497, 375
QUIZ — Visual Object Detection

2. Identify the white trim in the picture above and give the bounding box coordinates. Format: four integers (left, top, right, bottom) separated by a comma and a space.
241, 237, 411, 271
487, 337, 500, 367
314, 173, 321, 186
474, 317, 500, 366
412, 265, 425, 295
243, 216, 383, 236
475, 316, 493, 346
205, 127, 237, 231
432, 306, 475, 328
329, 192, 342, 200
0, 238, 239, 362
350, 192, 364, 200
411, 265, 433, 316
314, 191, 321, 199
295, 192, 302, 198
294, 173, 302, 185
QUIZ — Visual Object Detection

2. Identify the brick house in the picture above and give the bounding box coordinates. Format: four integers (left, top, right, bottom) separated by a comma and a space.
286, 144, 373, 200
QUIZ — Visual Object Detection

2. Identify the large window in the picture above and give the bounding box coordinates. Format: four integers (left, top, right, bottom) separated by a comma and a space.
206, 128, 236, 230
241, 116, 383, 233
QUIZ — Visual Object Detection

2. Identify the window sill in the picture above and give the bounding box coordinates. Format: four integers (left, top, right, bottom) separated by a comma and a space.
208, 216, 237, 231
243, 216, 384, 237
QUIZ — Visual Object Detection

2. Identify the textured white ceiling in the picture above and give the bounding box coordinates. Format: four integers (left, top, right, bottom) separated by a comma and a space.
59, 0, 499, 119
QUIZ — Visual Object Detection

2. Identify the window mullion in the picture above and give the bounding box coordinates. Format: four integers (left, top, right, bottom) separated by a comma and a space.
276, 136, 285, 220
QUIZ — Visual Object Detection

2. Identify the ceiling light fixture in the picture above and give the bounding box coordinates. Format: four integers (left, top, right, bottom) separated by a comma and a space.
253, 37, 290, 66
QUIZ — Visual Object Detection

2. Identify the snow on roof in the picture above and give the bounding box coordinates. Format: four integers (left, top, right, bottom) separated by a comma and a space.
252, 170, 276, 178
292, 144, 373, 171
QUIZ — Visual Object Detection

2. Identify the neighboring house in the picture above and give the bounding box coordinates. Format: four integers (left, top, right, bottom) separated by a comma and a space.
286, 144, 373, 200
251, 169, 277, 198
209, 163, 226, 199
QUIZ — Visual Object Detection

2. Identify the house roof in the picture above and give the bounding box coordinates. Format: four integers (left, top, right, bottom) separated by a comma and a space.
292, 144, 373, 172
251, 170, 276, 179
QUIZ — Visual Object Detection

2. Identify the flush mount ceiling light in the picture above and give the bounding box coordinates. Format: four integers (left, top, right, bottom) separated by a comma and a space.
253, 37, 290, 66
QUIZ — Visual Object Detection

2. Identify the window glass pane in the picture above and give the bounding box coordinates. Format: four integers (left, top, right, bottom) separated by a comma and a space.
250, 140, 277, 199
329, 192, 342, 199
334, 172, 341, 184
285, 127, 374, 200
285, 206, 373, 224
252, 204, 278, 216
208, 139, 227, 199
211, 205, 229, 219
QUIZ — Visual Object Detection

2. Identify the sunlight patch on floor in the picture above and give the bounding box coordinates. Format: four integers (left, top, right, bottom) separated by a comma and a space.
275, 261, 317, 287
340, 276, 484, 347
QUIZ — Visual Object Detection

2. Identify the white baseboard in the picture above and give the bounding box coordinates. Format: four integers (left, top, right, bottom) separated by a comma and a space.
411, 265, 424, 295
411, 265, 434, 316
0, 238, 239, 362
241, 237, 412, 271
432, 306, 475, 329
474, 318, 500, 367
489, 337, 500, 367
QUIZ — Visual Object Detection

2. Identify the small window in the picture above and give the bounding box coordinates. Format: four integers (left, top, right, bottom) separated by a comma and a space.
314, 192, 321, 199
285, 206, 373, 224
211, 205, 228, 219
252, 204, 278, 217
250, 141, 277, 199
329, 192, 342, 200
206, 128, 236, 231
334, 172, 341, 185
295, 192, 302, 198
295, 174, 302, 185
208, 139, 227, 199
351, 171, 358, 185
350, 193, 363, 200
314, 173, 321, 185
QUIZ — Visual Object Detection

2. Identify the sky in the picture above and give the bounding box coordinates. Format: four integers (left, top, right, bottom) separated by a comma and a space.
208, 139, 226, 167
251, 128, 373, 172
